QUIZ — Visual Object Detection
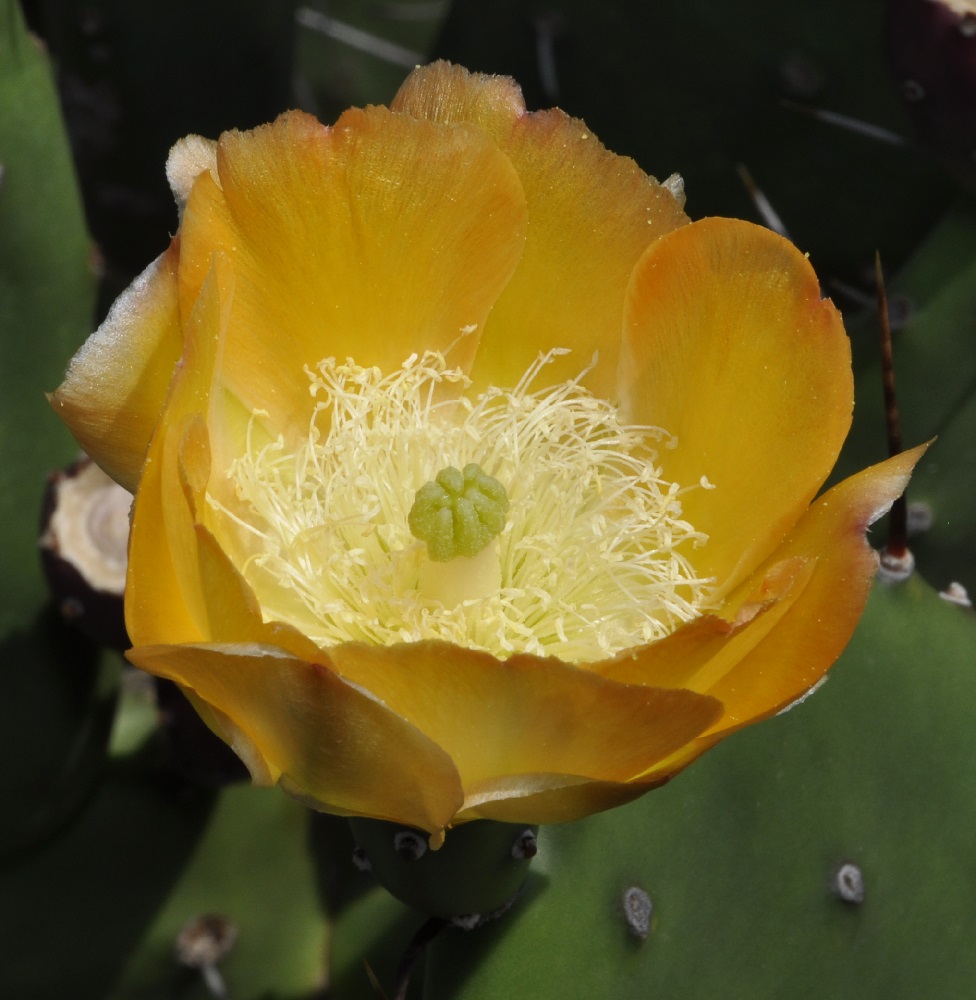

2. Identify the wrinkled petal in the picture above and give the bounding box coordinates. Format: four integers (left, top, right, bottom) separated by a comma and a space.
50, 242, 183, 492
176, 107, 528, 437
327, 640, 721, 820
393, 61, 688, 397
620, 217, 854, 597
128, 642, 464, 836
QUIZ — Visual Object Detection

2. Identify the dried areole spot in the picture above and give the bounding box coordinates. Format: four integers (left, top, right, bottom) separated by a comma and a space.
39, 455, 132, 649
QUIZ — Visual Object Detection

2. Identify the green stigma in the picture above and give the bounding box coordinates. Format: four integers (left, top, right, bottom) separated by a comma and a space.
408, 463, 509, 562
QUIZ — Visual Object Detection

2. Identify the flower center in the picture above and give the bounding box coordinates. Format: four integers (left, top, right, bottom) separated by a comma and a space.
409, 463, 509, 562
213, 350, 713, 663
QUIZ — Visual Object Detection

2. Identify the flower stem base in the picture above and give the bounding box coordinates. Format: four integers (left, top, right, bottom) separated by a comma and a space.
348, 817, 539, 922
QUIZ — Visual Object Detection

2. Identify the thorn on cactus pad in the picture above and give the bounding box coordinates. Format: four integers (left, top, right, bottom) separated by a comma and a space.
39, 455, 132, 650
735, 163, 791, 239
393, 829, 427, 861
780, 100, 907, 147
174, 913, 237, 997
829, 276, 914, 330
621, 886, 653, 940
939, 581, 972, 608
533, 11, 564, 101
906, 501, 934, 536
777, 51, 824, 100
511, 829, 538, 860
902, 79, 926, 101
830, 862, 866, 905
879, 547, 916, 583
875, 253, 915, 578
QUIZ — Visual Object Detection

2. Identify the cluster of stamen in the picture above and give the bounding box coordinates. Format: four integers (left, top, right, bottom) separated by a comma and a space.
211, 350, 713, 663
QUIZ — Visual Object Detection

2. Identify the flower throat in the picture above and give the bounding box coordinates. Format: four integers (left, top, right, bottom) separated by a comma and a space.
211, 350, 713, 663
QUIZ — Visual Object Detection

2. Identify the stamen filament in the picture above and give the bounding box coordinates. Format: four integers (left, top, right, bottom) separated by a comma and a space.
208, 351, 713, 662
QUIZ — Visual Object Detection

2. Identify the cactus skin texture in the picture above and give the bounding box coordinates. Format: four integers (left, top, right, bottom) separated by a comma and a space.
0, 0, 108, 862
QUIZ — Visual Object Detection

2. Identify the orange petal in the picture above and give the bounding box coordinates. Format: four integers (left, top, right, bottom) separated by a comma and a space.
328, 640, 721, 814
454, 774, 665, 826
128, 642, 464, 836
393, 61, 688, 397
123, 251, 319, 660
620, 218, 854, 596
176, 107, 528, 435
125, 257, 241, 646
698, 444, 928, 728
49, 241, 183, 492
391, 60, 527, 141
598, 445, 926, 782
593, 556, 816, 694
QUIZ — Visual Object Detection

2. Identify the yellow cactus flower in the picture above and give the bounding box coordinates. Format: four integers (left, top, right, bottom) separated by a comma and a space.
51, 62, 923, 846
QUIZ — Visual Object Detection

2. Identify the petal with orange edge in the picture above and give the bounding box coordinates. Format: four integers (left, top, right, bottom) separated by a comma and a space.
592, 555, 816, 695
175, 107, 528, 435
129, 412, 319, 657
392, 61, 689, 397
328, 641, 721, 808
455, 773, 660, 826
695, 445, 928, 729
125, 257, 233, 647
391, 60, 526, 141
620, 218, 854, 597
128, 642, 464, 836
49, 241, 183, 492
126, 414, 212, 646
600, 445, 926, 786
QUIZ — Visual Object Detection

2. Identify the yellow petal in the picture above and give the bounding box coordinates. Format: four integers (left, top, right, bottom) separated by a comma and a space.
392, 61, 689, 396
454, 774, 660, 826
699, 444, 928, 727
596, 445, 926, 783
327, 640, 721, 815
391, 60, 527, 140
49, 242, 183, 492
175, 107, 528, 435
593, 556, 815, 694
620, 218, 854, 596
128, 642, 464, 836
125, 257, 243, 646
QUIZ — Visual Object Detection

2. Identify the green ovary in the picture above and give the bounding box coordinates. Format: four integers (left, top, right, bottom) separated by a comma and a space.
408, 463, 510, 562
